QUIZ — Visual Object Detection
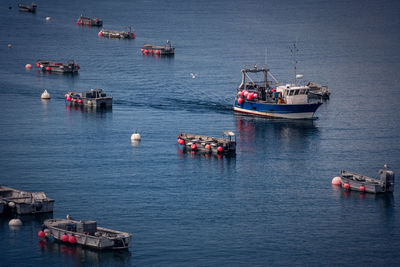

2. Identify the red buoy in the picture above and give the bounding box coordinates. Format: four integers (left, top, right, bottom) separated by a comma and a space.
238, 91, 243, 97
141, 48, 144, 53
87, 22, 91, 26
36, 62, 40, 68
45, 67, 51, 71
238, 97, 244, 104
38, 231, 45, 238
98, 32, 103, 37
25, 64, 33, 69
331, 176, 341, 186
178, 139, 185, 145
66, 96, 71, 101
77, 65, 80, 69
205, 144, 211, 150
191, 144, 197, 150
61, 234, 68, 242
76, 21, 80, 25
254, 93, 258, 98
243, 91, 249, 97
344, 183, 350, 190
247, 94, 253, 100
69, 235, 77, 244
132, 34, 136, 38
73, 99, 77, 103
150, 50, 154, 54
155, 50, 161, 55
217, 146, 223, 152
144, 49, 149, 54
271, 88, 276, 92
78, 99, 82, 103
360, 185, 366, 192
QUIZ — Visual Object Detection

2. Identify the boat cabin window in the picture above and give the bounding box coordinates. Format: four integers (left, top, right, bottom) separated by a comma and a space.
299, 89, 306, 94
288, 90, 294, 96
294, 89, 300, 95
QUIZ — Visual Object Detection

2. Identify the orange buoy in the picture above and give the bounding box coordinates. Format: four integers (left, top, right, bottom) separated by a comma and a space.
360, 185, 366, 192
331, 176, 341, 186
191, 144, 197, 150
238, 97, 244, 104
344, 183, 350, 190
38, 231, 45, 238
61, 234, 68, 242
205, 144, 211, 150
217, 146, 223, 152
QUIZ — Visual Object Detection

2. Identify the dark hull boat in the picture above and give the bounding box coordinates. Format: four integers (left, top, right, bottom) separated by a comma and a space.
177, 131, 236, 155
77, 16, 103, 26
141, 40, 175, 56
65, 89, 112, 108
36, 60, 80, 73
41, 216, 132, 250
98, 27, 135, 39
340, 168, 395, 194
18, 3, 37, 12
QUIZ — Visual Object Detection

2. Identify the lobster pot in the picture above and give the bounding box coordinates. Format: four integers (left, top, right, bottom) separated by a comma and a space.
76, 221, 97, 235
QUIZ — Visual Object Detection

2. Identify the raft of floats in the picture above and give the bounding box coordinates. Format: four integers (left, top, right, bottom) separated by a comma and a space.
18, 3, 37, 12
141, 41, 175, 56
38, 216, 132, 250
98, 27, 135, 39
177, 131, 236, 155
77, 16, 103, 26
65, 89, 112, 108
36, 60, 80, 73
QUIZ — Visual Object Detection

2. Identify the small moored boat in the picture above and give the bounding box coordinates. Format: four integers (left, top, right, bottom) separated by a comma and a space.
307, 82, 331, 99
98, 27, 135, 39
18, 3, 37, 12
0, 185, 54, 215
340, 166, 395, 194
177, 131, 236, 155
141, 40, 175, 56
65, 89, 112, 108
36, 60, 80, 73
77, 16, 103, 26
42, 216, 132, 250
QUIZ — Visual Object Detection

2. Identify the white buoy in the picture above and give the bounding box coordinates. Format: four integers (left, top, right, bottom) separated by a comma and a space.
190, 73, 197, 78
45, 17, 51, 21
8, 44, 12, 48
131, 131, 141, 141
9, 219, 23, 226
41, 89, 51, 99
25, 64, 33, 69
8, 201, 15, 208
332, 176, 342, 186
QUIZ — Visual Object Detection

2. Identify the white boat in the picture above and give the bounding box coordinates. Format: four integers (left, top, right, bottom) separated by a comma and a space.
43, 216, 132, 250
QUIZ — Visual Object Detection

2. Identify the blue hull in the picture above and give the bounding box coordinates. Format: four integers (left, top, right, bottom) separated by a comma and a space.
233, 99, 322, 119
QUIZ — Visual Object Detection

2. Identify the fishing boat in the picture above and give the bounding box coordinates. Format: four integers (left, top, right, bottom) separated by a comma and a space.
340, 166, 395, 194
42, 216, 132, 250
77, 16, 103, 26
65, 89, 112, 108
98, 27, 135, 39
18, 3, 37, 12
141, 40, 175, 56
0, 185, 54, 215
36, 60, 80, 73
177, 131, 236, 155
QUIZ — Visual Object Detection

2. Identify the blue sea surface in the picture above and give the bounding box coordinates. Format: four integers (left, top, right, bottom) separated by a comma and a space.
1, 0, 400, 266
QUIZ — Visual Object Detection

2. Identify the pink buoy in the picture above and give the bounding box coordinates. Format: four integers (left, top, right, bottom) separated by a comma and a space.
271, 88, 276, 92
247, 94, 253, 100
344, 183, 350, 190
98, 32, 103, 37
36, 62, 40, 68
38, 231, 45, 238
155, 50, 161, 55
191, 144, 197, 150
217, 146, 223, 152
69, 235, 77, 244
61, 234, 68, 242
331, 176, 341, 186
25, 64, 33, 69
238, 91, 243, 97
141, 48, 144, 53
76, 21, 80, 25
360, 185, 366, 192
243, 91, 249, 97
238, 97, 244, 104
45, 67, 51, 71
66, 96, 71, 101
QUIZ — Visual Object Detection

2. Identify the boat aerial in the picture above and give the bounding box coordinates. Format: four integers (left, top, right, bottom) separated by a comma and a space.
65, 89, 112, 108
141, 40, 175, 56
77, 16, 103, 26
18, 3, 37, 12
41, 216, 132, 250
0, 185, 54, 215
36, 60, 80, 74
98, 27, 135, 39
339, 166, 395, 194
177, 131, 236, 155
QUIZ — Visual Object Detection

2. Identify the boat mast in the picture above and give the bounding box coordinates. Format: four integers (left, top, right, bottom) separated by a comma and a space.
290, 43, 299, 85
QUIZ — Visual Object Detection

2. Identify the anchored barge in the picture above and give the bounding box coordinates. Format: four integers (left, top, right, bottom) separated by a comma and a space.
18, 3, 37, 12
65, 89, 112, 108
141, 40, 175, 56
36, 60, 80, 73
98, 27, 135, 39
41, 216, 132, 250
340, 167, 395, 194
177, 131, 236, 155
77, 16, 103, 26
0, 185, 54, 215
